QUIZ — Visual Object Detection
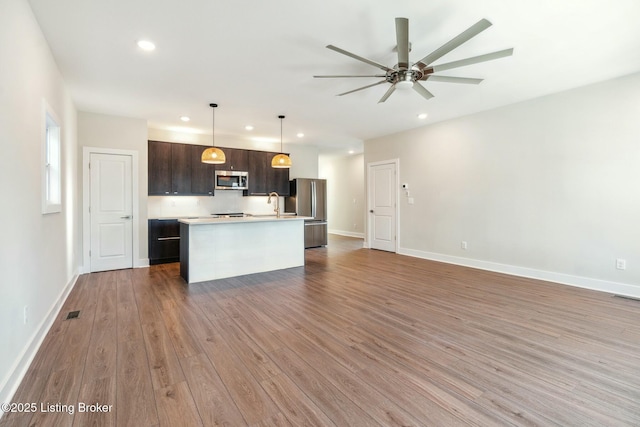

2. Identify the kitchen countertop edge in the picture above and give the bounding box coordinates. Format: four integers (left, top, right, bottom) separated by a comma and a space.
178, 216, 312, 225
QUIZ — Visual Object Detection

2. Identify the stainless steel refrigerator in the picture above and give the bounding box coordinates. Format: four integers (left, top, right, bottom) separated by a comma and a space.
285, 178, 328, 248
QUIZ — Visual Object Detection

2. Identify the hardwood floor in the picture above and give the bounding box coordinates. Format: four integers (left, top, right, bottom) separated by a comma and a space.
2, 235, 640, 426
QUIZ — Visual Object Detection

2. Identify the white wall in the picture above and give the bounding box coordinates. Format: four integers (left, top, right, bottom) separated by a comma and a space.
319, 153, 365, 237
78, 112, 149, 264
365, 72, 640, 297
0, 0, 79, 404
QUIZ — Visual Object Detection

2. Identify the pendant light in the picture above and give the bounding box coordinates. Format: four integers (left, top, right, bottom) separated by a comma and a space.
201, 103, 226, 164
271, 115, 292, 168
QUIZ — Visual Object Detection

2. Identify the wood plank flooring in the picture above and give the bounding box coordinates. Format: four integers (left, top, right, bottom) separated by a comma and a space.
2, 235, 640, 426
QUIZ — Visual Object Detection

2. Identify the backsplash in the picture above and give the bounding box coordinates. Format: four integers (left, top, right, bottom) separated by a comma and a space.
148, 192, 285, 219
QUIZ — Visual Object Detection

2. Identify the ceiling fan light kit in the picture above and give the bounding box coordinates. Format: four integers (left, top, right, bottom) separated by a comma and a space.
315, 17, 513, 103
201, 103, 226, 164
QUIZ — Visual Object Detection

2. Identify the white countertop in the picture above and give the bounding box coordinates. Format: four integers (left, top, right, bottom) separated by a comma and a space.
178, 215, 311, 225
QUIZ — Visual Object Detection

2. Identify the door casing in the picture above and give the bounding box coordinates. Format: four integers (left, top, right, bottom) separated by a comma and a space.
366, 159, 399, 252
82, 147, 140, 273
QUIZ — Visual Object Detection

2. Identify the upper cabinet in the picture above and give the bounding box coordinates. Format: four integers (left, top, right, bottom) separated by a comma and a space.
148, 141, 173, 195
267, 163, 290, 196
148, 141, 215, 196
171, 143, 191, 194
245, 151, 290, 196
219, 147, 249, 171
190, 145, 215, 195
148, 141, 288, 196
246, 151, 269, 196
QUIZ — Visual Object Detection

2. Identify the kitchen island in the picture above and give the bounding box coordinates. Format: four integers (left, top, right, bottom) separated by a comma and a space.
178, 215, 309, 284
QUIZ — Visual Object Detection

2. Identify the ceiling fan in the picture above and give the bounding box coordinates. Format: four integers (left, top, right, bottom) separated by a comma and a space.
314, 17, 513, 103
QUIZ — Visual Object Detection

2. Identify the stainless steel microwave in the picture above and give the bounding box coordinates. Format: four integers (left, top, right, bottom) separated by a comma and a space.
215, 170, 248, 190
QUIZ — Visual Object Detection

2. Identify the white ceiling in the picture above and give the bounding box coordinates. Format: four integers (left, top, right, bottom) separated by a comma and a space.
28, 0, 640, 154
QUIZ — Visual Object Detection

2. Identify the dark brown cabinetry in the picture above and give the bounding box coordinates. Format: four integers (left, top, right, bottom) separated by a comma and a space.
219, 147, 249, 171
245, 150, 290, 196
267, 163, 290, 195
246, 151, 269, 195
148, 141, 172, 195
190, 145, 215, 195
149, 140, 288, 196
149, 219, 180, 264
148, 141, 215, 196
171, 143, 191, 194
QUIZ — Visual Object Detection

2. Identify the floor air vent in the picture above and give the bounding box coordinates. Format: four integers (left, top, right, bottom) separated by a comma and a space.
66, 310, 80, 320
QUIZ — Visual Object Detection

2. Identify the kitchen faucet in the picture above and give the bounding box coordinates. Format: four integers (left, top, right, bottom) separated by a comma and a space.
267, 192, 280, 218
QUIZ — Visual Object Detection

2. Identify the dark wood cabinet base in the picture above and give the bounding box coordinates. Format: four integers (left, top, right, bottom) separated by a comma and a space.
149, 219, 180, 264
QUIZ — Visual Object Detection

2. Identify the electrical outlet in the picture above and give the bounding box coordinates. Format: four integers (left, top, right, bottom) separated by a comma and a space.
461, 241, 468, 250
616, 259, 626, 270
23, 306, 28, 325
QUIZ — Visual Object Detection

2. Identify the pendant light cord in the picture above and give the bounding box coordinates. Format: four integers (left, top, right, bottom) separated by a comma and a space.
210, 103, 217, 147
279, 115, 285, 153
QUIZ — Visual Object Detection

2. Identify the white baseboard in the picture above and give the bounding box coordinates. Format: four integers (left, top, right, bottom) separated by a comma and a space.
78, 258, 149, 274
0, 271, 79, 410
398, 247, 640, 299
329, 229, 365, 239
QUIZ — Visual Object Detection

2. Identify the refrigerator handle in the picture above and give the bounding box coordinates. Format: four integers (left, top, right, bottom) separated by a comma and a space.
311, 180, 316, 219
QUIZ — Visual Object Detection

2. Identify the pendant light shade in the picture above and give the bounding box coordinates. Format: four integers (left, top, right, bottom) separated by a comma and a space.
271, 153, 292, 168
272, 115, 291, 169
202, 103, 226, 164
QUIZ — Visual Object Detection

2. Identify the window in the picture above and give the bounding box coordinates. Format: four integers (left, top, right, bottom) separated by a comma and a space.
42, 103, 61, 214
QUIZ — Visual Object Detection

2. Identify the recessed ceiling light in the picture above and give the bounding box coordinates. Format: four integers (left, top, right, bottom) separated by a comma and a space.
137, 40, 156, 51
348, 150, 355, 154
418, 113, 428, 119
296, 133, 304, 138
245, 125, 254, 131
180, 116, 190, 122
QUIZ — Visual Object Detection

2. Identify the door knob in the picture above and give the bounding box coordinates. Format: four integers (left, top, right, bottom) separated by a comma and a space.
369, 210, 374, 213
121, 215, 132, 219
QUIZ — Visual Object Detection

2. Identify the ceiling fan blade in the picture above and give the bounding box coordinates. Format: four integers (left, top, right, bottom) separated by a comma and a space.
429, 48, 514, 72
378, 85, 396, 103
415, 18, 492, 68
422, 75, 483, 84
337, 80, 388, 96
413, 82, 434, 100
395, 17, 410, 69
326, 45, 393, 72
314, 74, 387, 78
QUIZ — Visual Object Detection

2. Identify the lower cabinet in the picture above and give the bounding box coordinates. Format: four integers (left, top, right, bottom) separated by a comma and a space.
149, 219, 180, 264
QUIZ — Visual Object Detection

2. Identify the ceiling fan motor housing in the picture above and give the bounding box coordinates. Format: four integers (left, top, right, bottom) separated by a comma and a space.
387, 68, 424, 85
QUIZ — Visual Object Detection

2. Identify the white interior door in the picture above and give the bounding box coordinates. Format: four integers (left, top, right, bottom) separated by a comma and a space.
90, 153, 133, 272
368, 161, 397, 252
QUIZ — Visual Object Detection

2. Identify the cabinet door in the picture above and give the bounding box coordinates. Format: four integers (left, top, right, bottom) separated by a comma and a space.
273, 167, 290, 195
148, 141, 172, 195
191, 145, 215, 195
266, 155, 290, 196
171, 143, 191, 194
220, 147, 249, 171
246, 151, 269, 195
